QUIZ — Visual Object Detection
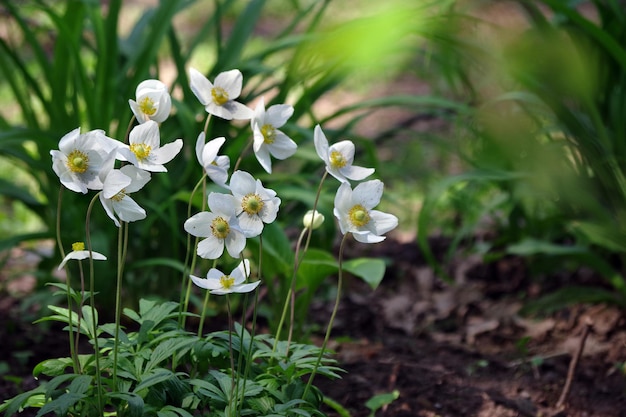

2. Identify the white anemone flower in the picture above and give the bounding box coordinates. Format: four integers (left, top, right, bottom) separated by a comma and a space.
333, 180, 398, 243
184, 192, 246, 259
251, 97, 297, 173
191, 259, 260, 295
195, 132, 230, 188
230, 170, 280, 238
58, 242, 107, 270
129, 79, 172, 123
189, 68, 253, 120
117, 120, 183, 172
51, 128, 120, 194
99, 164, 151, 227
314, 124, 374, 183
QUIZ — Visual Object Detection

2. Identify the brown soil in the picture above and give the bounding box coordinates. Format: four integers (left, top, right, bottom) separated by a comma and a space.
2, 238, 626, 416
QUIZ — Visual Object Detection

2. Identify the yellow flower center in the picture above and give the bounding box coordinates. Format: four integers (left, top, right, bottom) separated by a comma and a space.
138, 96, 157, 116
348, 204, 370, 227
220, 275, 235, 289
261, 124, 276, 144
211, 86, 229, 106
241, 193, 264, 215
130, 143, 151, 161
66, 149, 89, 173
111, 189, 126, 202
72, 242, 85, 251
211, 216, 230, 239
329, 150, 347, 169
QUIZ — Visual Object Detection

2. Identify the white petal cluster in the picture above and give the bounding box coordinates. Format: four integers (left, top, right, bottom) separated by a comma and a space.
195, 132, 230, 188
314, 125, 374, 183
184, 192, 246, 259
57, 242, 107, 270
99, 164, 151, 227
129, 79, 172, 123
230, 170, 281, 238
333, 180, 398, 243
51, 128, 120, 194
251, 98, 297, 173
190, 259, 260, 295
189, 68, 253, 120
117, 120, 183, 172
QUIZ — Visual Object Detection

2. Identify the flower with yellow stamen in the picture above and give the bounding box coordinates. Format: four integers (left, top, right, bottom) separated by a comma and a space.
251, 97, 297, 174
314, 124, 374, 183
333, 180, 398, 244
230, 170, 280, 238
129, 79, 172, 123
190, 260, 260, 295
189, 67, 253, 120
184, 192, 246, 259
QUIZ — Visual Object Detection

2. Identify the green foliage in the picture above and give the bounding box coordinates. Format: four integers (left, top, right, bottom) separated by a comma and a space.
0, 297, 341, 416
419, 0, 626, 309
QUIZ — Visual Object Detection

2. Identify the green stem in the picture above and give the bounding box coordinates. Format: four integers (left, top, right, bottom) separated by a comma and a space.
238, 259, 260, 417
55, 187, 79, 373
197, 259, 218, 337
113, 221, 128, 387
273, 171, 328, 353
303, 233, 349, 401
85, 192, 104, 414
227, 295, 236, 416
179, 173, 207, 328
233, 137, 254, 172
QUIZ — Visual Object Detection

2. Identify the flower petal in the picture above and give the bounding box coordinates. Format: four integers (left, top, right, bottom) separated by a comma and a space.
313, 125, 329, 161
191, 275, 222, 290
152, 139, 183, 166
238, 213, 264, 238
341, 165, 375, 182
225, 229, 246, 258
197, 235, 225, 259
184, 212, 216, 237
229, 171, 256, 197
232, 281, 261, 293
265, 104, 293, 128
214, 69, 243, 98
189, 68, 213, 106
208, 192, 237, 217
120, 165, 151, 193
352, 180, 384, 208
254, 143, 272, 174
115, 196, 147, 223
268, 132, 297, 159
102, 170, 132, 199
369, 210, 398, 236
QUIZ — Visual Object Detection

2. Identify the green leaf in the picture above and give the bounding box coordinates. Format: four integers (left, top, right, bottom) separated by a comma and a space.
35, 392, 85, 417
365, 390, 400, 417
134, 368, 175, 393
506, 238, 587, 256
217, 0, 267, 71
0, 388, 46, 416
107, 392, 144, 417
343, 258, 386, 290
571, 221, 626, 252
33, 357, 74, 377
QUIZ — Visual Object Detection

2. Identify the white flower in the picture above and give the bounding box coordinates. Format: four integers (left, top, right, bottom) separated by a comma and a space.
117, 120, 183, 172
51, 128, 120, 194
128, 79, 172, 123
333, 180, 398, 243
184, 192, 246, 259
195, 132, 230, 188
230, 170, 280, 238
99, 164, 151, 227
191, 259, 260, 295
303, 209, 325, 230
58, 242, 107, 270
251, 97, 297, 173
314, 124, 374, 183
189, 68, 253, 120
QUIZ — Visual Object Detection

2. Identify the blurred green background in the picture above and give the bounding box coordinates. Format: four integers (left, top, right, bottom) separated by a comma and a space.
2, 0, 626, 322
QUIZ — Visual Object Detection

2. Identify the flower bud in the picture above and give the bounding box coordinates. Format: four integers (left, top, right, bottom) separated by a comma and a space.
303, 210, 324, 230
